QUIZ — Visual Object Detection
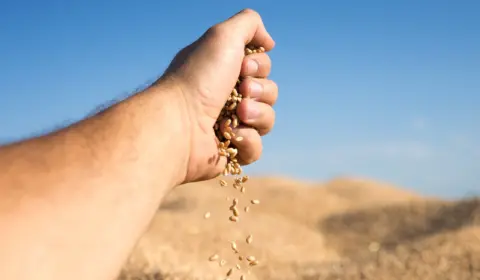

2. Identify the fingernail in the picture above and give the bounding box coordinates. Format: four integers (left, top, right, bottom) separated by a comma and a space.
249, 80, 263, 98
246, 59, 258, 73
246, 100, 261, 121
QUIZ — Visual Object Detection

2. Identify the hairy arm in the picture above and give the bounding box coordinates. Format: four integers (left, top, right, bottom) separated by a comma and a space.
0, 82, 189, 280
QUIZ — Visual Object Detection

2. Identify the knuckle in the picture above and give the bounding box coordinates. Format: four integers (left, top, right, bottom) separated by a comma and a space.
260, 54, 272, 74
241, 8, 259, 17
253, 142, 263, 161
238, 129, 262, 165
261, 109, 275, 135
271, 108, 276, 125
263, 53, 272, 66
205, 23, 227, 39
270, 80, 278, 93
271, 81, 279, 103
244, 144, 262, 165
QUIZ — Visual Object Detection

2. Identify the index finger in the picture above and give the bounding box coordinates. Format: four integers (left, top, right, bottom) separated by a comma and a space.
222, 9, 276, 51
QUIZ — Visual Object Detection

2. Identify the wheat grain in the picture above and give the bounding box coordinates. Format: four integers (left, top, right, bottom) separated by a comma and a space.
209, 254, 219, 261
207, 46, 266, 276
223, 131, 232, 140
230, 241, 238, 253
232, 206, 240, 217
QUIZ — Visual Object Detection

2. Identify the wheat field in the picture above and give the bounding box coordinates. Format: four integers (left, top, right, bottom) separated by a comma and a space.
117, 177, 480, 280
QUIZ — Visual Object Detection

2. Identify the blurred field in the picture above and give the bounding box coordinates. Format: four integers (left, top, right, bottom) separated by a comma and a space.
117, 177, 480, 280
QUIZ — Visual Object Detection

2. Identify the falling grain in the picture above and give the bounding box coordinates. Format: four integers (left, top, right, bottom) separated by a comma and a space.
210, 46, 266, 276
232, 206, 240, 217
231, 241, 238, 253
208, 254, 219, 261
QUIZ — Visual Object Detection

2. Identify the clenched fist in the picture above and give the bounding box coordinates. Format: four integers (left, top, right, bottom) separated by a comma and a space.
157, 9, 278, 183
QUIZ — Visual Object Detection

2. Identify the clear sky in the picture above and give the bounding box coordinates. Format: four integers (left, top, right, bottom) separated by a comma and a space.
1, 1, 479, 198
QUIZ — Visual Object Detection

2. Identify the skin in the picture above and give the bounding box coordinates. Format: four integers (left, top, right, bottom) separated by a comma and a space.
0, 8, 277, 280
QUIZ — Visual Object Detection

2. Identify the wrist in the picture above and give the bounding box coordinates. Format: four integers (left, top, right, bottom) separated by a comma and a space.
143, 79, 192, 186
111, 78, 191, 188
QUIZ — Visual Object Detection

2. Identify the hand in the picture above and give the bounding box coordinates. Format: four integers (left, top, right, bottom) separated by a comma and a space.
157, 9, 277, 184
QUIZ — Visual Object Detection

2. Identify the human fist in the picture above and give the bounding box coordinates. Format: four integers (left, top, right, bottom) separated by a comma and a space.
158, 9, 277, 183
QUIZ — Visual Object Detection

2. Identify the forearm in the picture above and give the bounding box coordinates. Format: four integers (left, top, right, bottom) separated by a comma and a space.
0, 83, 188, 280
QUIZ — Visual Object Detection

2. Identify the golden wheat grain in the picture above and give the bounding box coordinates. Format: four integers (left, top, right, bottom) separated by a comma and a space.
208, 254, 219, 261
208, 46, 266, 276
232, 206, 240, 217
230, 241, 238, 253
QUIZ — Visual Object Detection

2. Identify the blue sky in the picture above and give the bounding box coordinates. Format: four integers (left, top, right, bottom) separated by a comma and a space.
0, 1, 478, 198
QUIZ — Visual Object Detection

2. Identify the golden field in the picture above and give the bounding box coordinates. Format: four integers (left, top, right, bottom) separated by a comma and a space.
117, 177, 480, 280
